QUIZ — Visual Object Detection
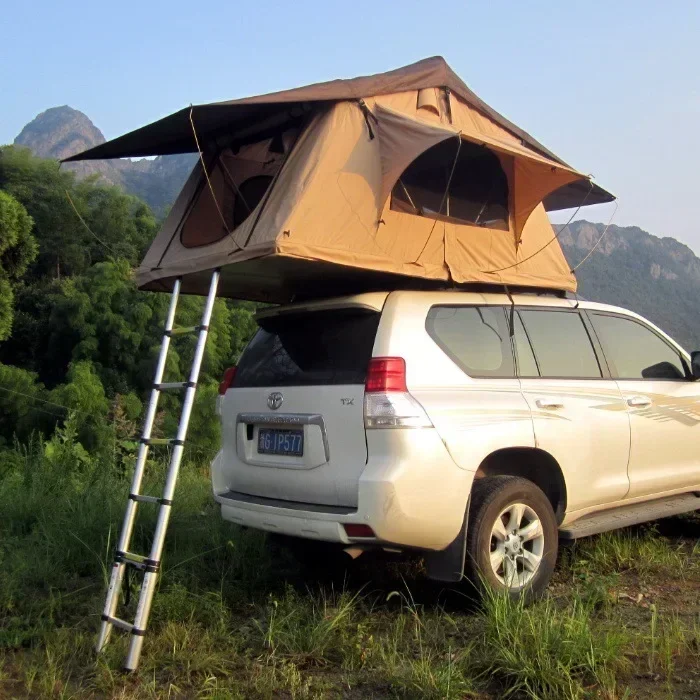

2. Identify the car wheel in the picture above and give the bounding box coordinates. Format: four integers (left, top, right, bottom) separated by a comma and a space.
465, 475, 558, 601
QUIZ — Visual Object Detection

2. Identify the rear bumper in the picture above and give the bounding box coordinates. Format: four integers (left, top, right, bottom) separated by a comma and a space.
216, 489, 357, 543
212, 428, 474, 551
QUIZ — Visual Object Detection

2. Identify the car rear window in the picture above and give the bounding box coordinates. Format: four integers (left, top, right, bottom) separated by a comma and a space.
233, 308, 380, 387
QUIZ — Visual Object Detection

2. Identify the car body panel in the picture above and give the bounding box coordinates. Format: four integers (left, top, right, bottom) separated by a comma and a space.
520, 378, 631, 510
620, 379, 700, 497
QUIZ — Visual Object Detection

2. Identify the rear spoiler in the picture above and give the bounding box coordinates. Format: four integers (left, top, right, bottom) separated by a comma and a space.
255, 293, 389, 321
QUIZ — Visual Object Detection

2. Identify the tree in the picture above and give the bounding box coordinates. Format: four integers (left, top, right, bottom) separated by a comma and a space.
0, 146, 259, 456
0, 146, 156, 280
0, 147, 82, 279
0, 363, 53, 445
49, 360, 110, 451
0, 190, 37, 340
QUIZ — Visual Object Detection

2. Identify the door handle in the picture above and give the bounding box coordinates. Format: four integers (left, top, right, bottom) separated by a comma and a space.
626, 395, 652, 408
535, 399, 564, 410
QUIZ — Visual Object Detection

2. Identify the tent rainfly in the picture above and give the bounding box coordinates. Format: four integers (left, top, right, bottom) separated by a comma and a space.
66, 57, 614, 301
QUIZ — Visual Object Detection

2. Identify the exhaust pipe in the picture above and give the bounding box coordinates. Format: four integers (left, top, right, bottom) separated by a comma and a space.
343, 546, 368, 559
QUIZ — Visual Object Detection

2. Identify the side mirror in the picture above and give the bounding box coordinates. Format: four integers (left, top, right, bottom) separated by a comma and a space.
691, 351, 700, 379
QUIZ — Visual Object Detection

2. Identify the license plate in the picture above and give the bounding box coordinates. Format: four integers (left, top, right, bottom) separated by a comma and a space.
257, 428, 304, 456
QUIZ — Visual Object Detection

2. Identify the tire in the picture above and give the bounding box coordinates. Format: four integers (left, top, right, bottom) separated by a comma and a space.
464, 475, 558, 601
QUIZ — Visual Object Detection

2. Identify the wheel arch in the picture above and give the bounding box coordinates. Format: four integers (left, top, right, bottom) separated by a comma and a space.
425, 446, 567, 584
474, 447, 568, 524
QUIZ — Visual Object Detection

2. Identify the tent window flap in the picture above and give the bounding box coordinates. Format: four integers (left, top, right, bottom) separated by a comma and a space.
390, 139, 509, 230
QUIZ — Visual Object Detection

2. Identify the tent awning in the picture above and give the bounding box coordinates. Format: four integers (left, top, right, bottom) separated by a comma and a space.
63, 56, 614, 211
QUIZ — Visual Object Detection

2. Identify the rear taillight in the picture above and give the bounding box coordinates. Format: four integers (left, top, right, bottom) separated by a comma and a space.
364, 356, 432, 429
218, 366, 237, 395
365, 357, 408, 393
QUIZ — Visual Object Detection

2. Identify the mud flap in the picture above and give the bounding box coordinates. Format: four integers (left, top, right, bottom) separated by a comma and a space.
424, 497, 470, 582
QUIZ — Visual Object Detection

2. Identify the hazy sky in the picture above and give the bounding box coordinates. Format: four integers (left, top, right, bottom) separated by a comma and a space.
3, 1, 699, 248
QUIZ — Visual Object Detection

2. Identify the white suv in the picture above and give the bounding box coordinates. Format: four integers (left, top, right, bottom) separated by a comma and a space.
211, 290, 700, 598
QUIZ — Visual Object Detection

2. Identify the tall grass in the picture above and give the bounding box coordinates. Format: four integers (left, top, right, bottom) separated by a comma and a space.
1, 424, 698, 698
564, 527, 698, 578
258, 585, 363, 665
474, 587, 630, 699
0, 420, 278, 696
374, 590, 477, 699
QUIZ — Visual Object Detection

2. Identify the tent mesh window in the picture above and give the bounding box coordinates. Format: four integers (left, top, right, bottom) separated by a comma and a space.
180, 163, 277, 248
180, 127, 300, 248
391, 139, 509, 230
231, 175, 274, 229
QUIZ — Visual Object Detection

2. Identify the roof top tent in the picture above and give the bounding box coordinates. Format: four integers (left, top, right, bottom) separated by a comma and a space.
66, 56, 614, 302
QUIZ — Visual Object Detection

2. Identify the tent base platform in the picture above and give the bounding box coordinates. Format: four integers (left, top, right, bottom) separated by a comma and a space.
138, 255, 569, 303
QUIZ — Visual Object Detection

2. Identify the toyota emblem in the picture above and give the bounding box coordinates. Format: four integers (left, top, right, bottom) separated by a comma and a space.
267, 391, 284, 410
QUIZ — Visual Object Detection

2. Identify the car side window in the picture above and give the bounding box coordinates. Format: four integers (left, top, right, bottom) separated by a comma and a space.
518, 309, 602, 378
426, 305, 514, 377
590, 313, 687, 380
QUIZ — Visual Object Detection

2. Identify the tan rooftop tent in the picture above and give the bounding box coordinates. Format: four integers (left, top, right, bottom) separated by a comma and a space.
66, 57, 614, 301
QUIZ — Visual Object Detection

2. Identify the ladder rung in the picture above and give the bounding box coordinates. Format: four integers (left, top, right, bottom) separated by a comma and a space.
129, 493, 172, 506
102, 615, 133, 633
119, 550, 145, 563
140, 437, 184, 446
101, 614, 146, 636
165, 324, 208, 337
153, 381, 196, 391
115, 550, 160, 573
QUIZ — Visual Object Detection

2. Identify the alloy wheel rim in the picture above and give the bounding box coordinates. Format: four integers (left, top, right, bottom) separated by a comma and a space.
489, 502, 545, 589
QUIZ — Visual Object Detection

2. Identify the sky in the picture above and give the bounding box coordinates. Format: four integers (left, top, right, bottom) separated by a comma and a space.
3, 1, 699, 248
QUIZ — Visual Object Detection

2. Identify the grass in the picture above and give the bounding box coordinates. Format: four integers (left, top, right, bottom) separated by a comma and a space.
1, 434, 699, 698
475, 590, 629, 699
563, 528, 697, 578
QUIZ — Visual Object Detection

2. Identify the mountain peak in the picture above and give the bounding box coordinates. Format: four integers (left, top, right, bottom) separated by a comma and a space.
14, 106, 105, 161
12, 106, 196, 212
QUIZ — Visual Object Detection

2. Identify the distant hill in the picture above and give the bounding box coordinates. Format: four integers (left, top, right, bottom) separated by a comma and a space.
12, 107, 700, 350
560, 221, 700, 350
14, 106, 195, 214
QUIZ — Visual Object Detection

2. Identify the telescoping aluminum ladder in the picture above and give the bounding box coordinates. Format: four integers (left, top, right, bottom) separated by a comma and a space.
96, 270, 220, 671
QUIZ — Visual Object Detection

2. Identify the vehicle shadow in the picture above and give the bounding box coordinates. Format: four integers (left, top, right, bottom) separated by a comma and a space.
646, 510, 700, 540
276, 545, 482, 614
289, 510, 700, 612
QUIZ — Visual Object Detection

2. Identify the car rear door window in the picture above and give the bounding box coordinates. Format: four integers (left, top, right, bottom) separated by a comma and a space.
426, 305, 514, 377
590, 313, 687, 380
234, 308, 380, 387
518, 309, 602, 378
